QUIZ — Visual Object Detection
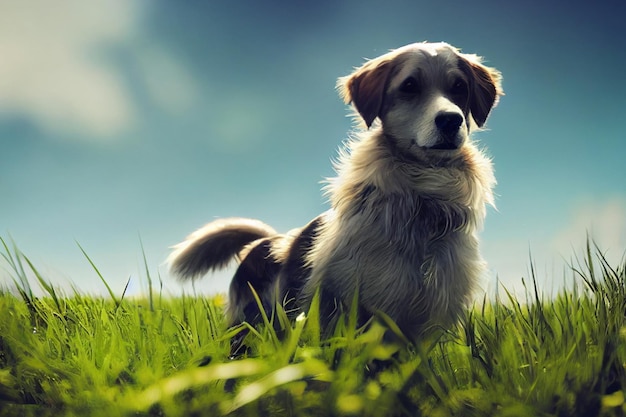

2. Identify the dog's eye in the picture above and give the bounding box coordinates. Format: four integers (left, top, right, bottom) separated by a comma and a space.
450, 78, 468, 96
399, 77, 420, 94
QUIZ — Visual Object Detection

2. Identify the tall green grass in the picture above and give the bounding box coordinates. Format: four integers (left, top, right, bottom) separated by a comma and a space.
0, 238, 624, 416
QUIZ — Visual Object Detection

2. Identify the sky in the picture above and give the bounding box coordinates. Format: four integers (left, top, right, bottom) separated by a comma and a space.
1, 0, 625, 299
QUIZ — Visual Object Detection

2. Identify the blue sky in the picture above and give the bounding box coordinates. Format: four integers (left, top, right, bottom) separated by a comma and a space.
1, 0, 625, 298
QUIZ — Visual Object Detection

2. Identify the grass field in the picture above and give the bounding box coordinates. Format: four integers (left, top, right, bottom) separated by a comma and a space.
0, 238, 625, 417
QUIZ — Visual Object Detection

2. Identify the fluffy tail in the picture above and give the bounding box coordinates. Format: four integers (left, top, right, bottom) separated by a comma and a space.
168, 218, 277, 280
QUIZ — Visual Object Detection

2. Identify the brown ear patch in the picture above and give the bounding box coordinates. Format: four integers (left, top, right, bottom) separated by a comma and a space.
458, 55, 503, 127
337, 60, 394, 128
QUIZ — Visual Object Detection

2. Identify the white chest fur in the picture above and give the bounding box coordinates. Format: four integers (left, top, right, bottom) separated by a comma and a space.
304, 130, 494, 335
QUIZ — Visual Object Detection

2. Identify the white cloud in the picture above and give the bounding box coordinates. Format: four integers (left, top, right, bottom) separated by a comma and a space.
135, 46, 197, 115
0, 0, 197, 141
550, 197, 626, 263
0, 0, 138, 139
482, 197, 626, 298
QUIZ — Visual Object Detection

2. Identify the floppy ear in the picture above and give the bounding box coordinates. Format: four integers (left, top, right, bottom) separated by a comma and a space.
458, 54, 504, 127
337, 59, 393, 128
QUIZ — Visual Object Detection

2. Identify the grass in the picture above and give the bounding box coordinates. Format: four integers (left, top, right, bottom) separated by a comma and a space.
0, 238, 625, 417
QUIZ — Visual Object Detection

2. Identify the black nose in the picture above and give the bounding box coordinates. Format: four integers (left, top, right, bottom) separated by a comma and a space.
435, 112, 463, 137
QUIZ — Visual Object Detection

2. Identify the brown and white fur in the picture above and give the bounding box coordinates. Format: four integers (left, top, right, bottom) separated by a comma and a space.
169, 41, 503, 344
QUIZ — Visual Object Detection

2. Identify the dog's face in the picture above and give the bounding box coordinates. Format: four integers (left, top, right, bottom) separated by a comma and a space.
338, 42, 503, 157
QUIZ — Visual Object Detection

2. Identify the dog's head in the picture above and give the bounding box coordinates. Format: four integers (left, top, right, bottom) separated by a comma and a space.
337, 42, 503, 156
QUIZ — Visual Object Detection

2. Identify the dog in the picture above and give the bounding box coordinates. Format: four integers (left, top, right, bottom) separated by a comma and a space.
169, 41, 503, 347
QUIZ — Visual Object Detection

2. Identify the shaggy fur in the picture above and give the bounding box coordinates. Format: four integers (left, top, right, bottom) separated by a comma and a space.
168, 41, 503, 343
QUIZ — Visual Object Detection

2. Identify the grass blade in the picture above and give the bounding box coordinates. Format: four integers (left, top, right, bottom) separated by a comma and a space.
76, 241, 119, 307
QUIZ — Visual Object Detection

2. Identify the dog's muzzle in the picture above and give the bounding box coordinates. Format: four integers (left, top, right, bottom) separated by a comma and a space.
431, 112, 464, 150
